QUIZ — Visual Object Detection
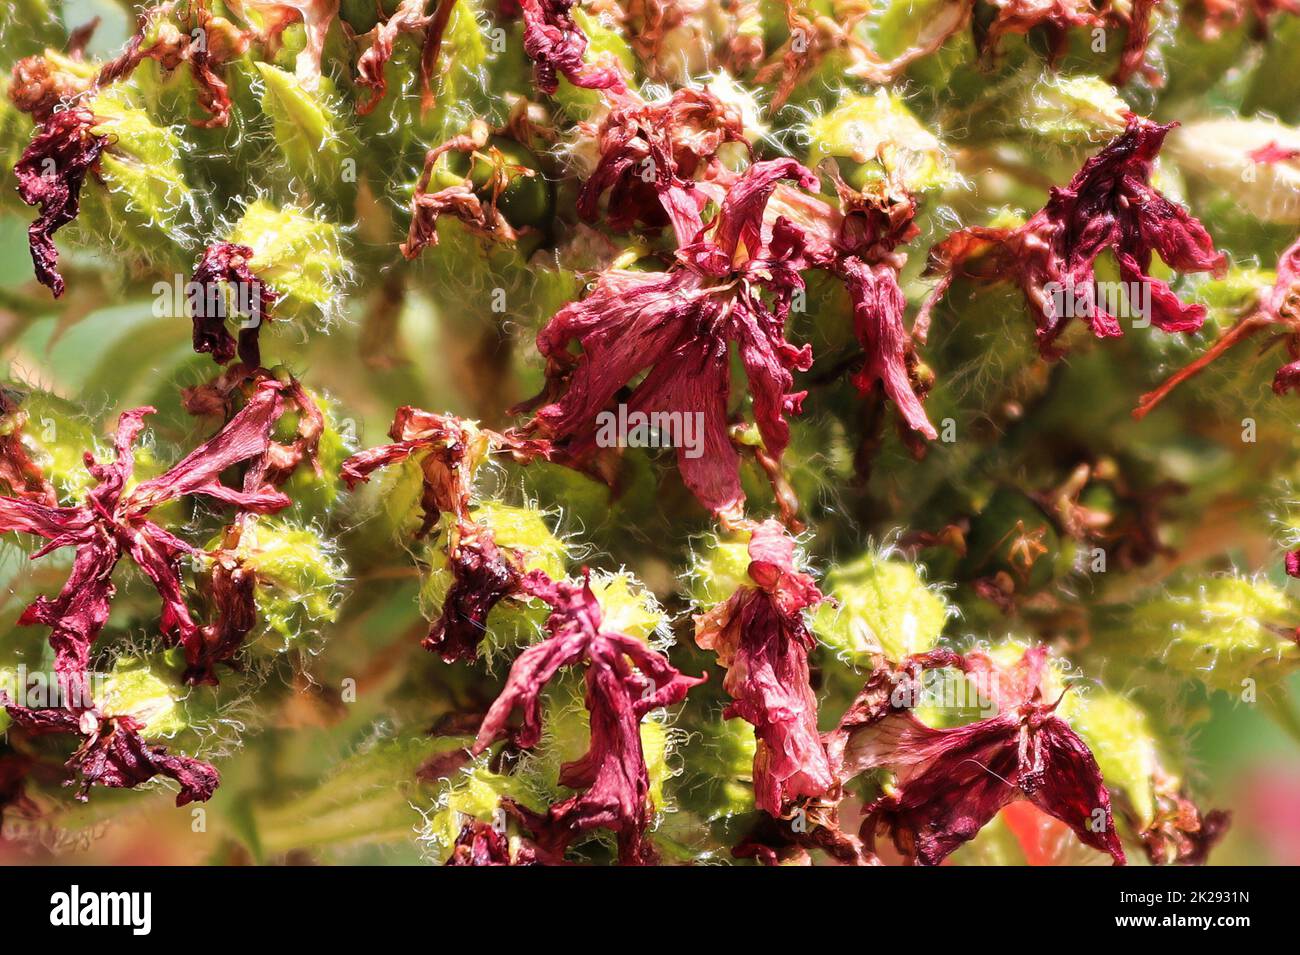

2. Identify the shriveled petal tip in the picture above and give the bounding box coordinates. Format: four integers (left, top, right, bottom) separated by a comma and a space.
518, 0, 628, 95
15, 106, 108, 297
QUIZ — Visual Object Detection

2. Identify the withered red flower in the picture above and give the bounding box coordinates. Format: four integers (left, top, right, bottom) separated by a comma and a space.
1, 702, 218, 805
182, 365, 325, 488
517, 0, 628, 95
786, 166, 936, 441
190, 243, 281, 368
472, 570, 704, 864
15, 106, 108, 297
341, 407, 548, 660
920, 115, 1226, 357
0, 379, 292, 693
576, 86, 745, 246
526, 159, 818, 524
400, 123, 525, 259
828, 646, 1126, 866
694, 520, 834, 815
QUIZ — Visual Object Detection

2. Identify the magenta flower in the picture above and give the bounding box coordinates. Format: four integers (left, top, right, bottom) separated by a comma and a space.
526, 159, 819, 523
472, 570, 705, 864
577, 87, 745, 246
0, 703, 218, 805
190, 242, 281, 368
341, 407, 548, 661
15, 106, 107, 297
517, 0, 628, 95
0, 378, 292, 694
694, 520, 834, 815
920, 115, 1227, 356
829, 646, 1126, 866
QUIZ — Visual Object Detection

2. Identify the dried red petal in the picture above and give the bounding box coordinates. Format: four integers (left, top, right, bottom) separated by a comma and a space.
831, 647, 1126, 865
695, 521, 833, 815
14, 106, 107, 297
517, 0, 628, 95
921, 116, 1226, 356
2, 705, 218, 805
577, 87, 746, 246
190, 242, 279, 367
527, 161, 818, 521
472, 571, 704, 864
0, 379, 292, 693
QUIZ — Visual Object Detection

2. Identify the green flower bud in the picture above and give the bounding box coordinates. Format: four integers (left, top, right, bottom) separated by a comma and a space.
1059, 689, 1159, 830
805, 90, 955, 194
227, 199, 349, 325
253, 62, 356, 201
1099, 575, 1300, 697
79, 88, 197, 264
813, 550, 951, 664
222, 518, 346, 653
96, 656, 187, 738
676, 715, 757, 820
420, 757, 543, 861
1023, 74, 1130, 144
1167, 118, 1300, 224
685, 529, 755, 610
277, 388, 356, 516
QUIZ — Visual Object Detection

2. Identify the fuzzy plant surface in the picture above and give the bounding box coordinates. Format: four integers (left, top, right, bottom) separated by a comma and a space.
0, 0, 1299, 867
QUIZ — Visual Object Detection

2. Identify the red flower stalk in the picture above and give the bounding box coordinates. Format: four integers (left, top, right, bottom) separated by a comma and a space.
919, 115, 1226, 357
0, 702, 218, 805
524, 159, 819, 524
827, 646, 1126, 866
472, 570, 705, 864
576, 86, 746, 247
694, 520, 834, 815
516, 0, 628, 96
354, 0, 460, 115
15, 106, 108, 297
0, 378, 293, 695
1135, 234, 1300, 419
189, 243, 281, 368
340, 407, 548, 661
